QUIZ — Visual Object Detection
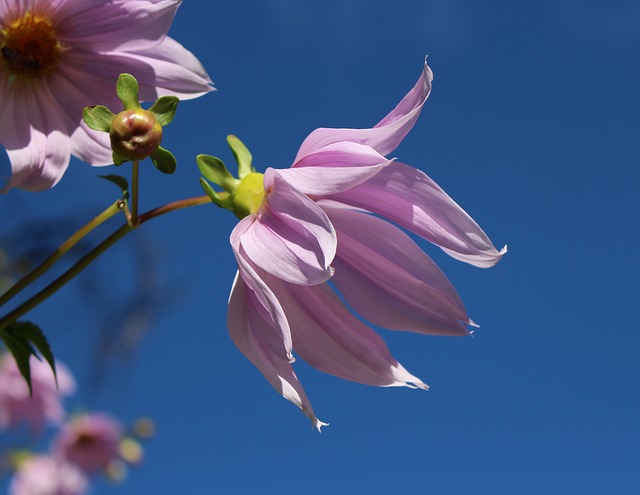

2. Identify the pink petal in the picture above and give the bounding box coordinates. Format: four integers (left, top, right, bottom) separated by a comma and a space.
327, 162, 506, 268
228, 273, 326, 430
54, 0, 181, 52
266, 274, 428, 389
323, 204, 472, 336
119, 36, 214, 100
278, 142, 392, 196
46, 62, 119, 165
295, 59, 432, 160
9, 455, 89, 495
69, 122, 113, 166
231, 218, 293, 361
0, 78, 72, 192
240, 171, 336, 285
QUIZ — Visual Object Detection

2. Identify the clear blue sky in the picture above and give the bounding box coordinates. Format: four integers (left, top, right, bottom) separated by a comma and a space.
1, 1, 639, 494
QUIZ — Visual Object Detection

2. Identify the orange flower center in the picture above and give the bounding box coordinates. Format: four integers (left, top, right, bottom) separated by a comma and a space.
1, 13, 60, 78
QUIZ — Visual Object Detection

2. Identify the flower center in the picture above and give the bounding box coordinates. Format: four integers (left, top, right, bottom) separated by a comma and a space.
1, 13, 60, 78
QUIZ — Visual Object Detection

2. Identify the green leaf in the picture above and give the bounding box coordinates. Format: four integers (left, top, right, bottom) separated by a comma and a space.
197, 154, 238, 191
116, 73, 141, 110
150, 146, 177, 174
149, 96, 179, 126
98, 174, 129, 194
0, 321, 57, 394
83, 105, 115, 132
227, 135, 253, 178
199, 178, 234, 211
113, 152, 128, 166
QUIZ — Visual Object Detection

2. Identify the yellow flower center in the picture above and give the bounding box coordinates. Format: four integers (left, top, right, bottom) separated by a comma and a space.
1, 13, 60, 78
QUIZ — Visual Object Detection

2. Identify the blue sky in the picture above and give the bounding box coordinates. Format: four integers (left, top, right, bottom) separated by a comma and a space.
1, 1, 639, 494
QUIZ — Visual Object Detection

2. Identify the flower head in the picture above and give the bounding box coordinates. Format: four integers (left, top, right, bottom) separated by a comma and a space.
9, 455, 88, 495
202, 60, 505, 429
0, 0, 213, 192
53, 413, 123, 474
0, 353, 75, 432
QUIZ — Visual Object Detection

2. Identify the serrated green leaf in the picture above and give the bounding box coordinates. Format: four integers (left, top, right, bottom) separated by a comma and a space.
83, 105, 115, 132
149, 96, 179, 126
150, 146, 177, 174
98, 174, 129, 193
113, 152, 128, 166
116, 73, 141, 110
227, 135, 253, 178
0, 321, 56, 394
197, 154, 238, 191
199, 178, 233, 210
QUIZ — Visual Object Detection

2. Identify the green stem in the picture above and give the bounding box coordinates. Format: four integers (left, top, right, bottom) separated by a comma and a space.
131, 160, 140, 225
0, 195, 211, 329
0, 200, 125, 307
0, 224, 132, 330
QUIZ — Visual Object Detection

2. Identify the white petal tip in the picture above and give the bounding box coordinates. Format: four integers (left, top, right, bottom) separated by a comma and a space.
500, 245, 508, 255
314, 419, 330, 432
468, 319, 480, 328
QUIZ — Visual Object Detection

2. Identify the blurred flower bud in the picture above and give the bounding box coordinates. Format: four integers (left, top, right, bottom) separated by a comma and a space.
109, 109, 162, 161
132, 417, 156, 439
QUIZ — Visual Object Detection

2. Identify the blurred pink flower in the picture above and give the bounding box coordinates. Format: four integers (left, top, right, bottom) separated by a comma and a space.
228, 60, 505, 428
53, 412, 123, 474
0, 0, 213, 192
0, 353, 75, 432
9, 455, 88, 495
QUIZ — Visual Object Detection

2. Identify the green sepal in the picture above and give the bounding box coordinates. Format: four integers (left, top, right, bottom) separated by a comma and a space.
150, 146, 177, 174
98, 175, 130, 199
227, 135, 254, 178
83, 105, 115, 132
0, 321, 57, 394
197, 154, 238, 191
116, 73, 141, 110
113, 152, 128, 166
149, 96, 179, 126
199, 178, 234, 211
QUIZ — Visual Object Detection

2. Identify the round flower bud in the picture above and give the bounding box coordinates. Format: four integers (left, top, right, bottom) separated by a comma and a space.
109, 109, 162, 161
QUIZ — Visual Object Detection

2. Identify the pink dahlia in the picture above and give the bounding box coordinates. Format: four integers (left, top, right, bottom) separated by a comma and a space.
0, 0, 213, 192
53, 412, 123, 474
0, 352, 75, 432
226, 60, 505, 428
9, 455, 88, 495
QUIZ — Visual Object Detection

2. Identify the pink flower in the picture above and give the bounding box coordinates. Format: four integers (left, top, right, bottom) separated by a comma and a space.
9, 455, 88, 495
0, 0, 213, 192
227, 60, 505, 428
53, 413, 123, 474
0, 353, 75, 432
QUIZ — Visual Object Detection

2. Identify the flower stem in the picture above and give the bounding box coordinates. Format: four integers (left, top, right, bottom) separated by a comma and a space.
137, 195, 211, 225
0, 224, 132, 330
131, 160, 140, 225
0, 200, 126, 307
0, 195, 211, 329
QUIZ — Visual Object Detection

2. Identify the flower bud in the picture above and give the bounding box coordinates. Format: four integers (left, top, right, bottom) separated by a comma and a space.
109, 109, 162, 161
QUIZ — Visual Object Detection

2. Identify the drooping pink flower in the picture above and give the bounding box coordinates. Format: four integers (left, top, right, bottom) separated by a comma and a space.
53, 412, 123, 474
0, 0, 213, 192
227, 60, 505, 428
0, 353, 75, 432
9, 455, 89, 495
